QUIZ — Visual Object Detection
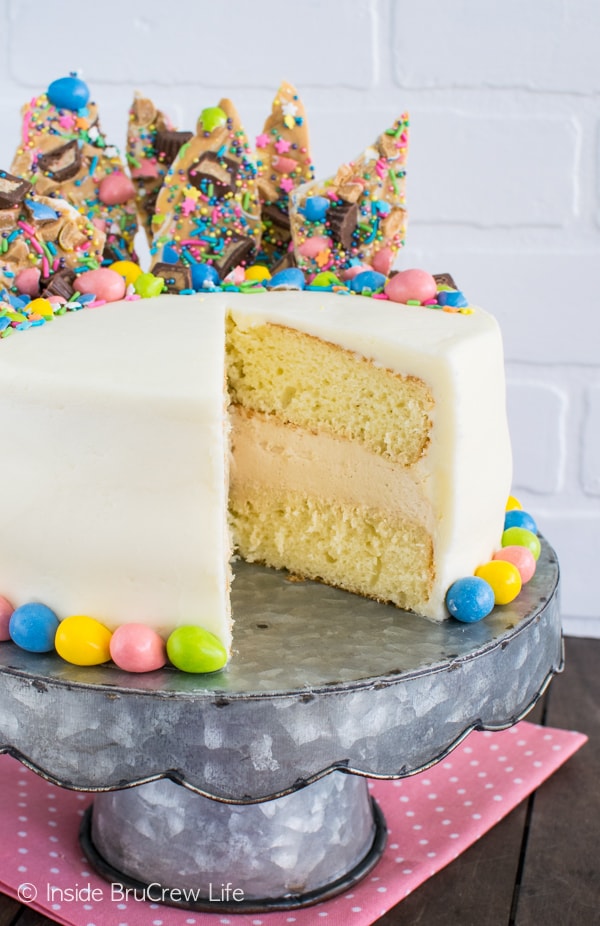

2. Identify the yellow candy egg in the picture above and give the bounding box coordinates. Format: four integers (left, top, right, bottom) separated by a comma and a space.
245, 264, 271, 283
27, 298, 54, 319
474, 561, 522, 606
109, 260, 142, 288
55, 615, 112, 666
506, 495, 522, 511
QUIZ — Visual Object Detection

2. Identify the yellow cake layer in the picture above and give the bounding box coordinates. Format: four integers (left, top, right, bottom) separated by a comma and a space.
226, 316, 434, 466
230, 486, 435, 612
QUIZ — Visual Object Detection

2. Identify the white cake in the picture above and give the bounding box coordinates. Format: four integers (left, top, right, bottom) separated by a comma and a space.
0, 291, 512, 656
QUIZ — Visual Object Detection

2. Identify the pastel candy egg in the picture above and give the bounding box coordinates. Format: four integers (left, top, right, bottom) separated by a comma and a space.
272, 155, 298, 174
199, 106, 227, 133
269, 268, 306, 290
297, 236, 332, 260
191, 263, 221, 291
311, 271, 341, 288
350, 270, 386, 293
506, 495, 522, 511
109, 260, 142, 288
98, 172, 136, 206
135, 272, 166, 298
166, 626, 228, 674
47, 74, 90, 111
493, 546, 536, 584
446, 576, 495, 623
437, 289, 468, 308
475, 561, 522, 605
384, 268, 438, 304
109, 624, 167, 673
245, 265, 271, 283
27, 298, 54, 319
55, 615, 112, 666
504, 509, 537, 534
371, 247, 394, 276
501, 527, 541, 561
161, 244, 180, 264
340, 264, 370, 281
303, 196, 330, 223
9, 603, 60, 653
0, 595, 15, 641
15, 267, 41, 297
76, 268, 126, 302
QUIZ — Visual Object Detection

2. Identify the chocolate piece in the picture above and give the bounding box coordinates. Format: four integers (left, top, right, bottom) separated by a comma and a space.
152, 261, 192, 293
41, 268, 76, 301
0, 171, 32, 209
327, 200, 358, 250
188, 151, 238, 196
269, 250, 297, 274
155, 130, 193, 166
433, 272, 459, 290
37, 140, 82, 182
261, 201, 291, 233
213, 235, 255, 279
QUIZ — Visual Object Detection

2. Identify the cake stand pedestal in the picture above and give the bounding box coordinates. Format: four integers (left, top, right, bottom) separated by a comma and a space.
0, 542, 562, 912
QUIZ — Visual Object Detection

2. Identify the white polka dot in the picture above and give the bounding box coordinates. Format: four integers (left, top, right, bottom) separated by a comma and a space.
472, 813, 482, 820
402, 868, 413, 875
17, 865, 27, 873
52, 904, 62, 911
441, 819, 451, 825
50, 867, 60, 873
514, 777, 523, 784
426, 851, 437, 858
17, 848, 28, 854
477, 772, 487, 778
427, 793, 437, 799
18, 816, 27, 822
493, 795, 504, 801
377, 886, 387, 893
469, 760, 479, 767
412, 823, 422, 830
405, 810, 415, 817
389, 842, 399, 849
17, 830, 27, 837
351, 908, 362, 914
318, 912, 329, 917
463, 800, 473, 807
449, 833, 460, 839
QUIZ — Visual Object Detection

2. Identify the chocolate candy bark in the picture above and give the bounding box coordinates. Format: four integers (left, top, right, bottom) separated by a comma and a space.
255, 81, 313, 270
289, 114, 409, 278
150, 100, 261, 285
0, 169, 105, 294
11, 74, 138, 265
127, 93, 192, 244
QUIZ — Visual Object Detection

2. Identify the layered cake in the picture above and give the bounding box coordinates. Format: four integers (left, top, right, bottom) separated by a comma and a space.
0, 76, 540, 675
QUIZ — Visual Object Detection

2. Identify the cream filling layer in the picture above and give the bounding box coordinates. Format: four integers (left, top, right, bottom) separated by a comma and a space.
229, 405, 434, 535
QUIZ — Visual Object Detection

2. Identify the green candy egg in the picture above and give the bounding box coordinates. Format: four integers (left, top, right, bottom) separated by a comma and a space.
199, 106, 227, 133
134, 272, 165, 299
501, 526, 541, 561
312, 271, 341, 287
166, 625, 228, 674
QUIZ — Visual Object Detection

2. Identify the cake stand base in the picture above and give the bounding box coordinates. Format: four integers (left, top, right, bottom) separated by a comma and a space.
80, 772, 387, 912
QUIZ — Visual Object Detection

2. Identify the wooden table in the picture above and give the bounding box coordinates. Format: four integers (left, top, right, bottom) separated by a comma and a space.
1, 636, 598, 926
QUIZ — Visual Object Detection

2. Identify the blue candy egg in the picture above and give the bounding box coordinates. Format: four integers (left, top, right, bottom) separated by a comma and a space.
303, 196, 330, 223
437, 289, 468, 308
9, 603, 60, 653
349, 270, 387, 293
269, 268, 306, 291
47, 75, 90, 112
162, 244, 180, 265
25, 199, 59, 223
446, 576, 495, 623
191, 263, 221, 290
504, 509, 537, 534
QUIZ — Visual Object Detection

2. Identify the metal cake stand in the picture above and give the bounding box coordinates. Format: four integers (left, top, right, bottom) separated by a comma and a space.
0, 541, 562, 912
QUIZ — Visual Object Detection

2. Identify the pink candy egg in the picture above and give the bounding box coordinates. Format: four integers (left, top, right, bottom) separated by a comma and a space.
371, 247, 394, 276
384, 268, 438, 304
109, 623, 167, 673
298, 236, 332, 259
0, 595, 15, 641
76, 268, 126, 302
15, 267, 41, 297
340, 264, 371, 281
98, 171, 136, 206
493, 545, 536, 584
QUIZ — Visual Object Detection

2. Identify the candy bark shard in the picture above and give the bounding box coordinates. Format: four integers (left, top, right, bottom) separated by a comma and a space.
255, 81, 313, 268
289, 114, 409, 277
150, 99, 261, 285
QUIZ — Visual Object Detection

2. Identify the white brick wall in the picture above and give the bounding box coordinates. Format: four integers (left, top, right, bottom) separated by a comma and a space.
1, 0, 598, 636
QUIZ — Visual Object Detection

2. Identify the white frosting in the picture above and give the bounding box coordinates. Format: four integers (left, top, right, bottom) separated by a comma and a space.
0, 291, 512, 646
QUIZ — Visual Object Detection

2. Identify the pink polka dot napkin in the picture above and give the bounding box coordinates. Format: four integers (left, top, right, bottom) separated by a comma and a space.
0, 721, 586, 926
